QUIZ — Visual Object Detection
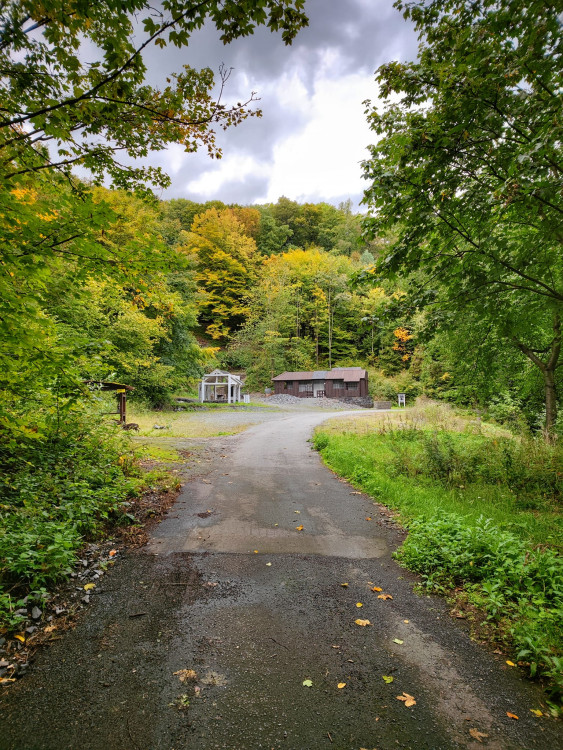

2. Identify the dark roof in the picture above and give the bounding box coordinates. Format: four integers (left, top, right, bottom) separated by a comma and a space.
84, 380, 134, 391
272, 367, 367, 383
326, 367, 366, 382
272, 371, 313, 381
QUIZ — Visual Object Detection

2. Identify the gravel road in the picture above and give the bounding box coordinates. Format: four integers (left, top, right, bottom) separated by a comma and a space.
1, 408, 560, 750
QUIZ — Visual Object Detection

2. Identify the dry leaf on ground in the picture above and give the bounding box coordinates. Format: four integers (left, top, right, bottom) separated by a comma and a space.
397, 692, 416, 707
302, 679, 313, 687
469, 728, 488, 742
356, 602, 363, 608
83, 583, 95, 591
506, 712, 519, 720
337, 682, 346, 689
506, 660, 516, 667
371, 586, 382, 592
393, 638, 404, 645
377, 594, 393, 600
355, 619, 371, 626
340, 582, 349, 587
296, 525, 304, 531
382, 675, 394, 683
174, 669, 198, 683
530, 709, 543, 717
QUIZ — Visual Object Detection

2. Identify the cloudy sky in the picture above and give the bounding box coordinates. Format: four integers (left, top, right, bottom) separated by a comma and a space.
142, 1, 419, 208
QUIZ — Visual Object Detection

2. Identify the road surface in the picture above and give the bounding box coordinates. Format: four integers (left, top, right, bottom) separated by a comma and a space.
1, 410, 559, 750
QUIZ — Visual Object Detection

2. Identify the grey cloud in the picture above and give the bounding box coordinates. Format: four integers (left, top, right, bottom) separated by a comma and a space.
137, 1, 417, 206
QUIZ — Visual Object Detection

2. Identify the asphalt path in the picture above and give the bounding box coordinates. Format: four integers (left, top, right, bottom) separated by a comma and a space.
1, 410, 560, 750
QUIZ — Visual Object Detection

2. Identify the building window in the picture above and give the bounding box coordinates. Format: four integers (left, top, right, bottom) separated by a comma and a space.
345, 382, 357, 391
299, 382, 313, 393
333, 380, 345, 390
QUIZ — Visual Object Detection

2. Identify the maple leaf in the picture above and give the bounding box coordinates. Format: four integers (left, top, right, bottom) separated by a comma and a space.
174, 669, 198, 683
469, 728, 488, 742
397, 692, 416, 707
377, 593, 393, 600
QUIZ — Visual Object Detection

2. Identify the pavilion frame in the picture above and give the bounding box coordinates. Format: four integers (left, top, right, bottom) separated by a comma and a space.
199, 369, 243, 404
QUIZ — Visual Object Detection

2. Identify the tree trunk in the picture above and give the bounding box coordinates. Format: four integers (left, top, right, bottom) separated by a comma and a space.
515, 312, 560, 439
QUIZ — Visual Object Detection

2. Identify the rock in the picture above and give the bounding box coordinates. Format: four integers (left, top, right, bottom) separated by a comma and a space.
81, 595, 90, 604
25, 626, 37, 634
31, 606, 42, 620
15, 608, 27, 616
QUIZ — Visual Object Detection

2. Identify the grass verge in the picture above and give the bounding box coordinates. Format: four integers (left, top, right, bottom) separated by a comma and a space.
313, 401, 563, 708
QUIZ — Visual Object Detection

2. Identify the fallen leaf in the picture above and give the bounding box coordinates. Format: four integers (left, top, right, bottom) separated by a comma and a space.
382, 675, 394, 683
331, 645, 340, 649
296, 525, 304, 531
506, 712, 519, 720
350, 491, 362, 495
274, 523, 278, 527
253, 550, 259, 554
14, 634, 25, 643
83, 583, 96, 591
294, 510, 300, 514
337, 682, 346, 689
403, 619, 409, 623
355, 619, 371, 626
469, 728, 488, 743
266, 562, 272, 567
0, 678, 16, 684
393, 638, 404, 645
377, 594, 393, 600
174, 669, 198, 683
302, 679, 313, 687
505, 660, 516, 667
44, 624, 57, 634
371, 586, 383, 592
340, 582, 349, 587
109, 549, 117, 557
530, 709, 543, 717
356, 602, 363, 608
365, 517, 372, 521
397, 692, 416, 707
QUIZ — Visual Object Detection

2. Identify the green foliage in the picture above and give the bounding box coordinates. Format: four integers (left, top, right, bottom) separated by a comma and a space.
0, 401, 141, 627
1, 1, 308, 191
361, 0, 562, 433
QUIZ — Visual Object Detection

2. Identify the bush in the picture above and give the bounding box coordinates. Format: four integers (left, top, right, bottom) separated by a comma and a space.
0, 400, 140, 628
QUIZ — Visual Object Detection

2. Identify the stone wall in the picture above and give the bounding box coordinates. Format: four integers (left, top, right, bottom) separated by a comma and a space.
337, 396, 374, 409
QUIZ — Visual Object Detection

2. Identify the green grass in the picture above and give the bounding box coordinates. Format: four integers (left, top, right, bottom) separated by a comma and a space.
314, 407, 563, 706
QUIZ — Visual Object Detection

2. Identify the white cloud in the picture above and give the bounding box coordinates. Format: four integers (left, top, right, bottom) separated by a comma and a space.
186, 153, 271, 197
263, 71, 376, 203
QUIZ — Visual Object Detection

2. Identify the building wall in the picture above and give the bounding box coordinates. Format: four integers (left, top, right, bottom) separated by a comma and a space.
274, 374, 368, 398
